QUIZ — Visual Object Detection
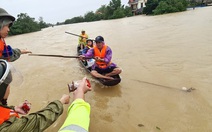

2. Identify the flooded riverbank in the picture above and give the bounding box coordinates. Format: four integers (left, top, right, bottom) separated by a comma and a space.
6, 6, 212, 132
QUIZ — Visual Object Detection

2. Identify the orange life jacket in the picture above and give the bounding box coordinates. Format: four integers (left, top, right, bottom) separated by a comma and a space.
0, 39, 5, 57
0, 106, 19, 125
94, 45, 111, 69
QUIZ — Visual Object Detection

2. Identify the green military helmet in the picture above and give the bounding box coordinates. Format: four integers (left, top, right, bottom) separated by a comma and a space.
0, 8, 15, 21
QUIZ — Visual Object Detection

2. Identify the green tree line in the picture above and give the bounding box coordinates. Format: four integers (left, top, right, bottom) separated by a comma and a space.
57, 0, 132, 25
143, 0, 188, 15
142, 0, 207, 15
9, 0, 205, 35
9, 13, 51, 36
10, 0, 132, 35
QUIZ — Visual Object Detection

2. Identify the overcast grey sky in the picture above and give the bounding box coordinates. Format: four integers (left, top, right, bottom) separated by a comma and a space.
1, 0, 129, 24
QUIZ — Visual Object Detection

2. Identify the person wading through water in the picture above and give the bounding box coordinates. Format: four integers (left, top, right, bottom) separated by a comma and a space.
0, 7, 31, 62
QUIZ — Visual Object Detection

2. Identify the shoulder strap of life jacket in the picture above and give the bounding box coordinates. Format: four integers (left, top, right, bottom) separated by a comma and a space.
0, 39, 5, 57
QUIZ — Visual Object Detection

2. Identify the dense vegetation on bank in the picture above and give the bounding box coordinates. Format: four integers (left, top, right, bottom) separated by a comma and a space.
143, 0, 207, 15
9, 0, 207, 36
9, 13, 51, 35
58, 0, 132, 25
143, 0, 188, 15
9, 0, 131, 36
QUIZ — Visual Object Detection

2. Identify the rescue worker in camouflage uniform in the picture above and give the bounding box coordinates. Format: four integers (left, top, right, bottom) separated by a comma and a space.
0, 7, 31, 62
0, 59, 70, 131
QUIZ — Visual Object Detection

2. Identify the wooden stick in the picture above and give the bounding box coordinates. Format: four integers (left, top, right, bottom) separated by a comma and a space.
29, 53, 79, 58
65, 31, 95, 41
65, 31, 87, 38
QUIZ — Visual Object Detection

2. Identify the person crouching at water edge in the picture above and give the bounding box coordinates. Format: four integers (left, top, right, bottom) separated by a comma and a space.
0, 59, 70, 131
79, 36, 122, 80
59, 77, 92, 132
0, 7, 31, 62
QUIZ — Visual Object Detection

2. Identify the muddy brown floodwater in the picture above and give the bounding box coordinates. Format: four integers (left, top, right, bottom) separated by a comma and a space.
6, 7, 212, 132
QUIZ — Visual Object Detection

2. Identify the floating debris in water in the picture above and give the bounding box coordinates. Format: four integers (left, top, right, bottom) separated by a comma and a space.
138, 124, 144, 127
181, 87, 196, 92
156, 126, 161, 130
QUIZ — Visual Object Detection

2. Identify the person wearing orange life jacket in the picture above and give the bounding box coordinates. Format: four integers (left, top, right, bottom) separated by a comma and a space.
0, 59, 71, 131
78, 30, 88, 51
0, 8, 31, 62
80, 36, 122, 80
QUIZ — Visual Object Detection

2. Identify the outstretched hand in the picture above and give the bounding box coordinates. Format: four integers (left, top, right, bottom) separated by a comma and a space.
77, 77, 92, 94
14, 100, 31, 115
21, 49, 32, 54
71, 77, 92, 100
79, 55, 85, 60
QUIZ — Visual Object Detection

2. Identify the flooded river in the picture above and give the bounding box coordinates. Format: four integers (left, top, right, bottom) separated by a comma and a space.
6, 7, 212, 132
